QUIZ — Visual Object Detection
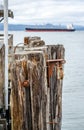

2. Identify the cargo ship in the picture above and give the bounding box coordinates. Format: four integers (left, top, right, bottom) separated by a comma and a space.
25, 24, 75, 32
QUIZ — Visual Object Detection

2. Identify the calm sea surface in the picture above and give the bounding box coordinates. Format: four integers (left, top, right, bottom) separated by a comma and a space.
2, 31, 84, 130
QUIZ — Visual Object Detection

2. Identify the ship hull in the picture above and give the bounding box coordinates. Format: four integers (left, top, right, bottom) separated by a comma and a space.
25, 28, 75, 32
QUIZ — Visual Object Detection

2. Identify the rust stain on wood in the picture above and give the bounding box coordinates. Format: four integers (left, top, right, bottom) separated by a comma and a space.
10, 37, 65, 130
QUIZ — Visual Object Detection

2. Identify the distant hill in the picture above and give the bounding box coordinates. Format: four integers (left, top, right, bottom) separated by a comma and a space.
0, 23, 84, 31
0, 23, 26, 31
74, 25, 84, 31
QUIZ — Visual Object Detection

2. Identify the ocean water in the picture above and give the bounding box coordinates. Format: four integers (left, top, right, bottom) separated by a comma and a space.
1, 30, 84, 130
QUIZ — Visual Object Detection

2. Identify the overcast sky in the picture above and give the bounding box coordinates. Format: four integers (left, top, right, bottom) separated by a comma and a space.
3, 0, 84, 25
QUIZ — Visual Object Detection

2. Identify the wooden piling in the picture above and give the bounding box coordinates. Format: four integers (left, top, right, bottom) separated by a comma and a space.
0, 34, 14, 130
0, 43, 5, 109
10, 37, 65, 130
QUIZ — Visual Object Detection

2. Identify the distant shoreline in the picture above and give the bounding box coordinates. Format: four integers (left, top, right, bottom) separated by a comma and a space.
0, 23, 84, 31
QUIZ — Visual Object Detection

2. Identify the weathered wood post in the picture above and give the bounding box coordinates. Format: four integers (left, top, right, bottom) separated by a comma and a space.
0, 43, 5, 109
0, 34, 13, 130
10, 37, 65, 130
46, 45, 65, 130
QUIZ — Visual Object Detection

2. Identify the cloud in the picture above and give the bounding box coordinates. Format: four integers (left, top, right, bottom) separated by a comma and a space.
8, 0, 84, 25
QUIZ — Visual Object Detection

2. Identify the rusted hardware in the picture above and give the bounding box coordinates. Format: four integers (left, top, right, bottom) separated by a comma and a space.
18, 80, 30, 88
47, 59, 66, 64
22, 80, 30, 88
47, 59, 66, 82
46, 122, 58, 124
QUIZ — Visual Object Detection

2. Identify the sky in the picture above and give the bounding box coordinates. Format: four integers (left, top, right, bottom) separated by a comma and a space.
1, 0, 84, 25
